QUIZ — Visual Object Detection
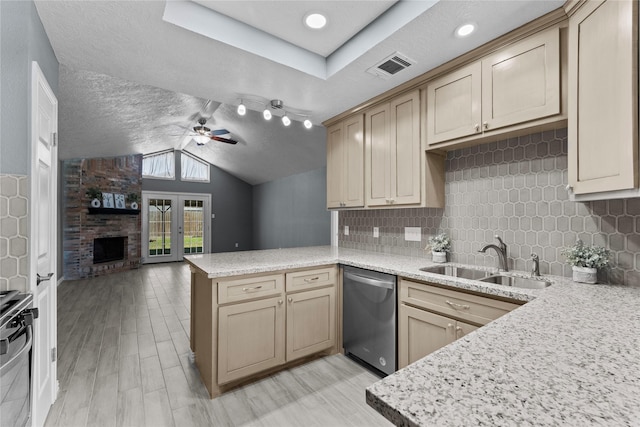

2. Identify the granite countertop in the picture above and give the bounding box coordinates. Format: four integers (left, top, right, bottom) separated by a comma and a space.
185, 246, 640, 426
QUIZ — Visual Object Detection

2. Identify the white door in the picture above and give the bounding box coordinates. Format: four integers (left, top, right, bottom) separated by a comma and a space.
142, 192, 211, 263
30, 61, 58, 427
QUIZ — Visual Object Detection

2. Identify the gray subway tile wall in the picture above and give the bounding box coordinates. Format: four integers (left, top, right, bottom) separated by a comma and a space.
338, 128, 640, 287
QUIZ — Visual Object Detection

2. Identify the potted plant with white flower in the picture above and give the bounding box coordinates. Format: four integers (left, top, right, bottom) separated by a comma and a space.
561, 240, 611, 284
427, 233, 451, 263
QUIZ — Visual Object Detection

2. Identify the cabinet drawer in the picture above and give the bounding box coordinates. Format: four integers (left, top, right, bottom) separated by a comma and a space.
286, 266, 337, 292
218, 274, 284, 304
400, 279, 519, 326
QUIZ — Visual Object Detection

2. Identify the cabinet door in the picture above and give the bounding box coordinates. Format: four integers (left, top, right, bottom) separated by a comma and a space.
286, 287, 336, 362
426, 62, 482, 145
568, 0, 638, 194
218, 296, 285, 384
343, 115, 364, 207
398, 303, 455, 369
326, 123, 345, 208
482, 27, 560, 131
365, 103, 391, 206
390, 90, 421, 205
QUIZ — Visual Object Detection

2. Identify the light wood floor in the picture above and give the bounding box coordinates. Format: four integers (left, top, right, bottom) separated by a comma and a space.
45, 262, 391, 427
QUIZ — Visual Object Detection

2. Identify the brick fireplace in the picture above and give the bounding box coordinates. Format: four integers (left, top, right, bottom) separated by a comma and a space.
63, 155, 142, 280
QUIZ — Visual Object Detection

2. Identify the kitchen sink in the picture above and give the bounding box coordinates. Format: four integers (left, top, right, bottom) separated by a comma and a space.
480, 274, 552, 289
420, 265, 490, 281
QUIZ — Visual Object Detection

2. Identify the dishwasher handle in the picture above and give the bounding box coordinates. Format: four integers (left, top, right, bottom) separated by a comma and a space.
344, 271, 394, 290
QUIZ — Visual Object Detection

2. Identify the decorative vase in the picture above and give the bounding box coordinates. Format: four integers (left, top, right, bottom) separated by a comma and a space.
573, 266, 597, 284
432, 251, 447, 263
91, 198, 101, 208
130, 202, 138, 210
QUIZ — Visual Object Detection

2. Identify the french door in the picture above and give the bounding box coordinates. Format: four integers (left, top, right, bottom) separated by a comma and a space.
142, 192, 211, 263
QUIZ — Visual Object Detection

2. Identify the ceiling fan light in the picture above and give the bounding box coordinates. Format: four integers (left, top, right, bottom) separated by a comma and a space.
282, 115, 291, 127
303, 119, 312, 129
263, 109, 272, 120
237, 102, 246, 116
194, 135, 210, 145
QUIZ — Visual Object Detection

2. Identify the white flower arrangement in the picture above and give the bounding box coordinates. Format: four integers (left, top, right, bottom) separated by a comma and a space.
427, 233, 451, 253
561, 240, 611, 269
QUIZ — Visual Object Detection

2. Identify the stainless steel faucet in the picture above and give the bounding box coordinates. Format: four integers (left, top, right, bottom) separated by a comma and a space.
478, 235, 508, 272
531, 253, 541, 277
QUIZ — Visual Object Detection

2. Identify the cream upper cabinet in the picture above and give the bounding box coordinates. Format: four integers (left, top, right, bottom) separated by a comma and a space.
427, 62, 482, 144
427, 26, 562, 148
568, 0, 638, 197
365, 90, 421, 207
482, 28, 561, 131
326, 115, 364, 209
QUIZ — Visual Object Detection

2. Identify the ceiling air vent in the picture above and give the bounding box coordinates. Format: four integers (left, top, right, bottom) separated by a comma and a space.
367, 52, 415, 80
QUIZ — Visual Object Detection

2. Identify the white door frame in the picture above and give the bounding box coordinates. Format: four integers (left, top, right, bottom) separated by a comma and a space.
29, 61, 58, 427
141, 191, 211, 263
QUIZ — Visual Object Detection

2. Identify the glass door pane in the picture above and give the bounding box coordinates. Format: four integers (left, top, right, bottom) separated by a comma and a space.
182, 199, 204, 254
148, 198, 173, 257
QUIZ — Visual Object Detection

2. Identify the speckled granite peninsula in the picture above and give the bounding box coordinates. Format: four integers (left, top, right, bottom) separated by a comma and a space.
185, 246, 640, 426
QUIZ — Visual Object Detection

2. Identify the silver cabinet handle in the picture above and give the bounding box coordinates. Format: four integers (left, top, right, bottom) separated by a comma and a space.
278, 300, 283, 305
37, 272, 54, 285
242, 285, 263, 292
445, 300, 470, 310
287, 297, 293, 303
303, 277, 319, 283
483, 121, 488, 130
447, 323, 453, 329
475, 123, 480, 132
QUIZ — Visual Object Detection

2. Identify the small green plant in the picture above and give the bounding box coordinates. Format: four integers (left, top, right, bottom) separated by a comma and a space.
561, 240, 611, 269
427, 233, 451, 253
86, 187, 102, 200
126, 192, 140, 203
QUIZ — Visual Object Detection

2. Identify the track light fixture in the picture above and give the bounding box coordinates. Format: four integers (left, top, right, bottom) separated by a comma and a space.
237, 100, 246, 116
235, 97, 312, 129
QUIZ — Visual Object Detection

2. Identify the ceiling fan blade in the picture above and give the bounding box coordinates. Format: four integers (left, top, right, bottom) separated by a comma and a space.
210, 135, 238, 145
210, 129, 230, 136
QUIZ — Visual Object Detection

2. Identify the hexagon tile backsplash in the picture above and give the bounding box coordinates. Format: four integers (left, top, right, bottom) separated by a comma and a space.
339, 128, 640, 287
0, 174, 29, 292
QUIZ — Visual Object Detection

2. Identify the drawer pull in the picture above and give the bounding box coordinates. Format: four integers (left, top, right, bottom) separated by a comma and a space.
242, 285, 263, 292
445, 300, 470, 310
288, 297, 293, 303
303, 277, 320, 283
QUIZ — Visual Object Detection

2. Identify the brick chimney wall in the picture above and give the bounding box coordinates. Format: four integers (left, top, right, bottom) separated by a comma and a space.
63, 155, 142, 280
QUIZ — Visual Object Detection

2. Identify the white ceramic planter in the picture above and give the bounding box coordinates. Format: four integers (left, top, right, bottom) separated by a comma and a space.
573, 266, 597, 284
91, 198, 101, 208
432, 251, 447, 263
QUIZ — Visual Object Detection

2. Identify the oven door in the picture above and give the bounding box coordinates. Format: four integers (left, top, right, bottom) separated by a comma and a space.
1, 322, 33, 427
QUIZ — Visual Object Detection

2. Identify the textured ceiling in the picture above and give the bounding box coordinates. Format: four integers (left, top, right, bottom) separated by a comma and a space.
36, 0, 564, 184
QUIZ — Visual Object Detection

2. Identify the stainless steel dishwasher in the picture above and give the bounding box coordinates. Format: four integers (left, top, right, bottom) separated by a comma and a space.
342, 266, 396, 376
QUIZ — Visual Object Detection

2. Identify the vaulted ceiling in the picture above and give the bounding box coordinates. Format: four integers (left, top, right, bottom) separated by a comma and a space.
35, 0, 564, 185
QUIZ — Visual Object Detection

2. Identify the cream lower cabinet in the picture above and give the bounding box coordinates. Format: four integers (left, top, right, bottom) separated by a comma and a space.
218, 296, 285, 384
567, 0, 638, 198
400, 304, 477, 368
398, 278, 520, 369
203, 266, 338, 395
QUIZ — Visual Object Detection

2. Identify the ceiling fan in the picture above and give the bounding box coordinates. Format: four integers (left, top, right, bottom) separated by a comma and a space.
191, 118, 238, 145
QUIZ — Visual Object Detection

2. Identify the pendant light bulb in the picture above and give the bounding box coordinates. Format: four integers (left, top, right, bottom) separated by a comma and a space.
237, 101, 246, 116
303, 119, 312, 129
282, 114, 291, 127
263, 108, 272, 120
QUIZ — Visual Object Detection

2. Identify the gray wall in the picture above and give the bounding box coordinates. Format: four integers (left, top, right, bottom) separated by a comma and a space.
142, 151, 253, 253
253, 167, 330, 249
1, 0, 59, 174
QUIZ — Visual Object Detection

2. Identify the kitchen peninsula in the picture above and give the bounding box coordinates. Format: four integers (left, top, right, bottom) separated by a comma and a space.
185, 246, 640, 426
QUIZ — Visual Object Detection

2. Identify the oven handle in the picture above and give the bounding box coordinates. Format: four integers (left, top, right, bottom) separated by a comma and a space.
0, 324, 32, 375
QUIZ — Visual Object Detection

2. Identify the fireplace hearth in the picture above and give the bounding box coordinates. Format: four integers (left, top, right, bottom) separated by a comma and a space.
94, 237, 126, 264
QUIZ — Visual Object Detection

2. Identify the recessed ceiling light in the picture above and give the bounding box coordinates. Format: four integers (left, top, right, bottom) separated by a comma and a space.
305, 13, 327, 30
455, 23, 476, 38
